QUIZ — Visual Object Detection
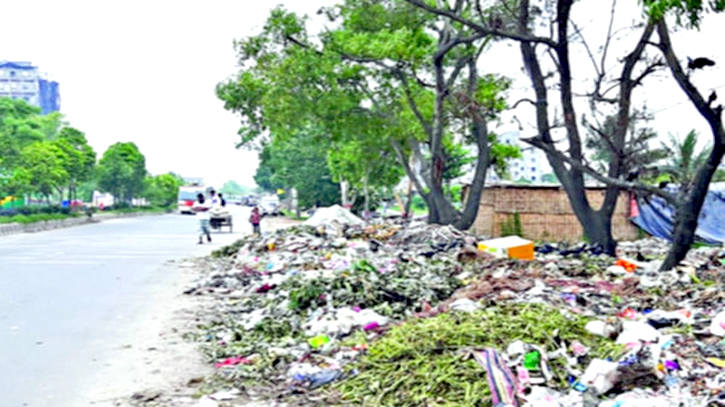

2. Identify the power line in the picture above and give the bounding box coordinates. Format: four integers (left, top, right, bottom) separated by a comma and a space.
649, 82, 725, 116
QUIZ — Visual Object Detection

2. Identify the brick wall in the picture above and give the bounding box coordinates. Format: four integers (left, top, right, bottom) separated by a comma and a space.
472, 185, 639, 241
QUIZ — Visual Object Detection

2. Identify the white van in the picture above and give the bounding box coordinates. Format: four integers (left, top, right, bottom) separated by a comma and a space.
178, 186, 206, 214
259, 195, 281, 216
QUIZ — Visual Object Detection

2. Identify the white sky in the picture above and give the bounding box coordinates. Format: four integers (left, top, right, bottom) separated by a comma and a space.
487, 1, 725, 156
1, 0, 333, 189
2, 1, 724, 189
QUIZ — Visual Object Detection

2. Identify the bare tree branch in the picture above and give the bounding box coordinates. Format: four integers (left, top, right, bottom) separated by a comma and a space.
390, 138, 430, 198
511, 98, 537, 109
397, 69, 434, 139
655, 21, 719, 129
600, 0, 618, 78
571, 21, 601, 78
404, 0, 558, 47
522, 136, 677, 204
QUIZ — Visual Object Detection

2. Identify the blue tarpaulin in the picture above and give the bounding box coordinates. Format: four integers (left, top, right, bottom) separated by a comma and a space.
630, 183, 725, 244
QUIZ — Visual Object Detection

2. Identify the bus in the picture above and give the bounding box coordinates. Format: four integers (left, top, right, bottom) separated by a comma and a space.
178, 185, 206, 214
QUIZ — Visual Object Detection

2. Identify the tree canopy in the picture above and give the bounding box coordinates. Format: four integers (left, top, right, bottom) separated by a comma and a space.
218, 1, 517, 227
96, 142, 147, 203
254, 128, 341, 209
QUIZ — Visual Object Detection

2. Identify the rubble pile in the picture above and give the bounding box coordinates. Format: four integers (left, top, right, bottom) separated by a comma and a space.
182, 211, 725, 406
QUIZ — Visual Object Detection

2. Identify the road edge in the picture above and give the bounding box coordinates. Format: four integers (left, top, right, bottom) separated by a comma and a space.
0, 212, 165, 237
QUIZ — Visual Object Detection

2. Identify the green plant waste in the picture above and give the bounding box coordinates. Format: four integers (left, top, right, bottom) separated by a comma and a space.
329, 303, 623, 407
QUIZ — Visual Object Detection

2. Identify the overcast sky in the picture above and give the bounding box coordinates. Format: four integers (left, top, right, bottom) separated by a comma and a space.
2, 1, 724, 189
1, 0, 333, 189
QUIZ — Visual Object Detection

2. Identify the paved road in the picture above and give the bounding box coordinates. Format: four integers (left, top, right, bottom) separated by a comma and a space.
0, 207, 251, 407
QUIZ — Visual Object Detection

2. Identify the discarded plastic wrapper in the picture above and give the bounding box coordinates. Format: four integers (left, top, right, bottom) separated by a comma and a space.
214, 356, 253, 368
585, 320, 617, 338
306, 369, 343, 389
570, 340, 588, 356
308, 335, 330, 349
449, 298, 482, 312
209, 389, 241, 401
521, 386, 572, 407
616, 321, 661, 344
195, 396, 219, 407
580, 358, 619, 395
710, 311, 725, 336
473, 348, 522, 406
523, 351, 541, 371
705, 357, 725, 368
615, 258, 638, 272
303, 205, 365, 228
477, 236, 534, 260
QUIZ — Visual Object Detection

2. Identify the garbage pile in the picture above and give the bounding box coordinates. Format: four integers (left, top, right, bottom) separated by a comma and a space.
183, 209, 725, 406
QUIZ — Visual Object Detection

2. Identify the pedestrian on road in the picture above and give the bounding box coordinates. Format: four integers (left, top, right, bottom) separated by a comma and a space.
249, 206, 261, 236
209, 189, 221, 208
192, 193, 212, 244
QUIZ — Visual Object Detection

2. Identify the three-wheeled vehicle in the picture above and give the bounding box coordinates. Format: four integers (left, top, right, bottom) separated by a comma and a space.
210, 210, 233, 233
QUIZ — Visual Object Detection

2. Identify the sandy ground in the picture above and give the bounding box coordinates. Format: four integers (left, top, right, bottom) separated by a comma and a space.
74, 215, 301, 407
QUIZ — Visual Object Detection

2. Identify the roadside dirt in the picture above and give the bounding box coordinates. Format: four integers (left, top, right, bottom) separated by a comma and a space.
77, 215, 301, 407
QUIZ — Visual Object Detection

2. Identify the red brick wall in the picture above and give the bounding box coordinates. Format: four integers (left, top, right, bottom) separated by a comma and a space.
472, 185, 638, 241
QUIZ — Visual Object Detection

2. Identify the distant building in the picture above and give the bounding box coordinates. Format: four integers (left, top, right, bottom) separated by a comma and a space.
487, 131, 551, 183
0, 61, 60, 115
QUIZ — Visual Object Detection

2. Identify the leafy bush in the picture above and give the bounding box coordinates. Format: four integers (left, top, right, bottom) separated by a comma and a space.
410, 194, 427, 211
10, 206, 72, 216
0, 212, 78, 224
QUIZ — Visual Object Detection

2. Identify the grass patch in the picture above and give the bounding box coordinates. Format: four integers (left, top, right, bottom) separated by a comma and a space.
388, 205, 428, 216
281, 209, 309, 220
0, 213, 79, 224
330, 303, 623, 407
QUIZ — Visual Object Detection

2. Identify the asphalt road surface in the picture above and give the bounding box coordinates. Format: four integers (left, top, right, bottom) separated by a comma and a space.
0, 206, 253, 407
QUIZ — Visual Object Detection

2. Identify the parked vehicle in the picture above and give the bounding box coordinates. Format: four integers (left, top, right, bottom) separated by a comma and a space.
244, 195, 259, 207
259, 195, 281, 216
178, 185, 206, 214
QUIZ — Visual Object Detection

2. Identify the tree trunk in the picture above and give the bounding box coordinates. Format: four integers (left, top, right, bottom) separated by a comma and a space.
455, 57, 491, 231
340, 179, 350, 207
517, 0, 619, 254
656, 20, 725, 270
661, 199, 699, 270
404, 179, 413, 219
363, 171, 370, 218
660, 145, 725, 270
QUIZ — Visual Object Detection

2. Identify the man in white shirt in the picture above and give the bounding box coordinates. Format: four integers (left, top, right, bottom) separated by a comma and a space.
192, 193, 211, 244
209, 189, 221, 208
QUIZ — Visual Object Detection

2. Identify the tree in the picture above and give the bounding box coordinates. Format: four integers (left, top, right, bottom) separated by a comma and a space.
144, 173, 183, 207
649, 12, 725, 269
328, 137, 405, 214
407, 0, 725, 268
220, 180, 249, 197
657, 130, 711, 187
96, 142, 147, 203
0, 98, 48, 174
218, 2, 513, 229
12, 141, 69, 202
54, 127, 96, 202
584, 113, 666, 180
254, 129, 341, 209
404, 0, 665, 255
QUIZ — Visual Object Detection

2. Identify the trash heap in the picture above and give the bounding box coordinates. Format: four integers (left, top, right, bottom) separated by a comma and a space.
184, 210, 725, 407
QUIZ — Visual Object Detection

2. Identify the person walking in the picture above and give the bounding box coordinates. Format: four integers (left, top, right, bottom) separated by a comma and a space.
209, 189, 221, 208
249, 206, 261, 236
192, 193, 212, 244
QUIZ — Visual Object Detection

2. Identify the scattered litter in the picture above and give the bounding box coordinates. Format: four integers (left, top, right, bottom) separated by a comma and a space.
180, 219, 725, 406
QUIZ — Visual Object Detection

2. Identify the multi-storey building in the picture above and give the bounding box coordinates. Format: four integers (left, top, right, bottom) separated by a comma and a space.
0, 61, 60, 115
488, 131, 551, 183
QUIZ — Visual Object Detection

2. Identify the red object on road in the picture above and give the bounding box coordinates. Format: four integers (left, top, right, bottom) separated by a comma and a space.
214, 356, 253, 368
